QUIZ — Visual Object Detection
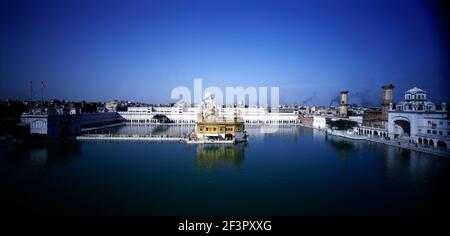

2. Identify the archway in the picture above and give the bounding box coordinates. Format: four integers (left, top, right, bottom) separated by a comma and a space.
437, 140, 447, 149
429, 139, 434, 146
418, 138, 422, 144
423, 139, 428, 145
152, 114, 172, 123
61, 126, 69, 137
393, 119, 411, 137
225, 133, 233, 140
31, 119, 47, 129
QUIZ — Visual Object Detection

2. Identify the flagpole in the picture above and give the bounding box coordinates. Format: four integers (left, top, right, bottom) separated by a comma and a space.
40, 81, 46, 103
29, 80, 33, 111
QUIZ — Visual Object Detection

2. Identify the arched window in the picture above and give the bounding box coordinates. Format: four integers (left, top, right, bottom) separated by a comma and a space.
437, 141, 447, 149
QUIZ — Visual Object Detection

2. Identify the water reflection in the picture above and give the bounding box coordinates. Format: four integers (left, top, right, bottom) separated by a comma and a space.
381, 144, 443, 183
46, 141, 81, 166
1, 125, 450, 215
195, 144, 246, 171
93, 124, 194, 137
312, 129, 326, 140
325, 134, 358, 160
0, 141, 81, 169
245, 125, 300, 142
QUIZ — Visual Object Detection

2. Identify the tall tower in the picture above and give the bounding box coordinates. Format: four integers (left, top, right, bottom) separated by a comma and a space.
40, 81, 46, 103
381, 84, 394, 121
339, 91, 348, 117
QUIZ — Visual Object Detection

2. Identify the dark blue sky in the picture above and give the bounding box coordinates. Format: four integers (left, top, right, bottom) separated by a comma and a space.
1, 0, 448, 105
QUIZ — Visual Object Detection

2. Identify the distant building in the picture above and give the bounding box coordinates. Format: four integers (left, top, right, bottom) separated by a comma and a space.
388, 87, 448, 149
381, 84, 394, 120
191, 93, 246, 142
309, 106, 338, 116
362, 84, 394, 128
362, 109, 384, 128
105, 100, 120, 112
20, 107, 125, 137
105, 100, 128, 112
299, 115, 314, 127
121, 103, 299, 124
348, 116, 363, 125
313, 116, 329, 129
80, 112, 124, 130
20, 108, 81, 138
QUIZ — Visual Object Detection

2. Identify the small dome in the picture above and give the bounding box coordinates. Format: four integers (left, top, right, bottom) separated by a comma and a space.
406, 87, 425, 94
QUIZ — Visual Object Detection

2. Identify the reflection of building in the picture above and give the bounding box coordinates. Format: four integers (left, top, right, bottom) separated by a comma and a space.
244, 125, 300, 142
381, 144, 435, 181
325, 135, 358, 160
388, 87, 448, 149
362, 109, 384, 128
80, 112, 124, 130
195, 144, 245, 170
16, 141, 82, 169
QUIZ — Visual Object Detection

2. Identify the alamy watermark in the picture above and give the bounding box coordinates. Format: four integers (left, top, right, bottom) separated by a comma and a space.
170, 78, 282, 133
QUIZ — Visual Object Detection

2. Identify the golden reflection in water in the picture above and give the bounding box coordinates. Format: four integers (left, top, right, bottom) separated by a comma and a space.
325, 135, 357, 160
195, 144, 246, 170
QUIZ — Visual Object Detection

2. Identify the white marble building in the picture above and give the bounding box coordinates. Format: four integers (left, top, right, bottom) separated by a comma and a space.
120, 104, 300, 124
20, 108, 81, 138
387, 87, 448, 149
312, 116, 328, 129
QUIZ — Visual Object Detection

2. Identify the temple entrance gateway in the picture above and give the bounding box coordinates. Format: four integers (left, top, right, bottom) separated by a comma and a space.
393, 119, 410, 137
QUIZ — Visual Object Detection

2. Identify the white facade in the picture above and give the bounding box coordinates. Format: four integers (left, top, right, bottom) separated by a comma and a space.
394, 87, 436, 112
312, 116, 327, 129
120, 105, 299, 124
20, 112, 81, 138
127, 107, 152, 113
81, 112, 124, 129
21, 116, 48, 135
388, 87, 449, 149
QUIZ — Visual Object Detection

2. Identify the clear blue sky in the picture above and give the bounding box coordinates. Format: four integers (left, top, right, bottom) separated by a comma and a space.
0, 0, 448, 105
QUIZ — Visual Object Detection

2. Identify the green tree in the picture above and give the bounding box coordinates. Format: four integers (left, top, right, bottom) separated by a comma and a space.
328, 120, 358, 130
